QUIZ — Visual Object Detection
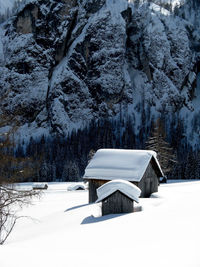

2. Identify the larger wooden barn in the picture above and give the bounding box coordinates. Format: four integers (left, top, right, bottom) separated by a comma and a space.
83, 149, 164, 203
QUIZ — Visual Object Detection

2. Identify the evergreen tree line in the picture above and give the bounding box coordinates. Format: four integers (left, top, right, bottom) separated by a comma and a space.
13, 115, 200, 182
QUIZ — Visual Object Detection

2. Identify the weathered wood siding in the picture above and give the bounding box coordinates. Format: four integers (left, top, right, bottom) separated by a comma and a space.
138, 159, 158, 197
88, 179, 107, 203
102, 190, 134, 215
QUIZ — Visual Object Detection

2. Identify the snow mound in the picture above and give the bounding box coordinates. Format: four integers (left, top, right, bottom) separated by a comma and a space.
96, 179, 141, 203
67, 184, 86, 191
84, 149, 163, 182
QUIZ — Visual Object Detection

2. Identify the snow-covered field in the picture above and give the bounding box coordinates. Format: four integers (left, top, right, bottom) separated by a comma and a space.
0, 181, 200, 267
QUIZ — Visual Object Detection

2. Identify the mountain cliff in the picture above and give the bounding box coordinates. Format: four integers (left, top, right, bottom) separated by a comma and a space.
0, 0, 200, 180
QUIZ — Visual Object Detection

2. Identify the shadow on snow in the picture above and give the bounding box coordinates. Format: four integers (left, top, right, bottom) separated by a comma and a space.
81, 205, 142, 225
81, 213, 125, 225
65, 203, 91, 212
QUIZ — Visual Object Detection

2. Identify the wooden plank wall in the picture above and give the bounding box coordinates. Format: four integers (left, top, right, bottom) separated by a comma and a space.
88, 179, 107, 203
102, 190, 134, 215
138, 160, 158, 197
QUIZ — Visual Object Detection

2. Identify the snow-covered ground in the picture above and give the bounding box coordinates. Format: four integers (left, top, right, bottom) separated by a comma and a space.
0, 181, 200, 267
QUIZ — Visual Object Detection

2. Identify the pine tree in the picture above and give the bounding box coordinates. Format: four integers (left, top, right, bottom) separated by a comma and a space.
185, 150, 196, 179
195, 151, 200, 179
146, 118, 177, 176
88, 149, 96, 163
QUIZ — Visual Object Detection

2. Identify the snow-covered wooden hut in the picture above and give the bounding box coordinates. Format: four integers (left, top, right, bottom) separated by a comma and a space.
96, 180, 141, 215
83, 149, 163, 203
32, 183, 48, 190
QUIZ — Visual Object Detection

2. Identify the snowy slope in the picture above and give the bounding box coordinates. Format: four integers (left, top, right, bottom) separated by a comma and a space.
0, 0, 30, 15
0, 0, 14, 15
0, 181, 200, 267
152, 0, 184, 10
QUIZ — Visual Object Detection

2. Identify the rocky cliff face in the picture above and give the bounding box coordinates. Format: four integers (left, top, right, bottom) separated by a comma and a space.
0, 0, 200, 145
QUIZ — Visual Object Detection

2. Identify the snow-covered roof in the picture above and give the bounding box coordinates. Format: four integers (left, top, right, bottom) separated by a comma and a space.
67, 184, 86, 191
83, 149, 163, 182
32, 183, 48, 189
96, 179, 141, 203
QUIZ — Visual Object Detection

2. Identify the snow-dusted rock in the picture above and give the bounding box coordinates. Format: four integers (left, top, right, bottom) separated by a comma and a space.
0, 0, 199, 144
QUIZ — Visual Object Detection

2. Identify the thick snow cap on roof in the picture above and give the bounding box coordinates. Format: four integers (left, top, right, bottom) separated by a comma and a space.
83, 149, 163, 182
96, 179, 141, 203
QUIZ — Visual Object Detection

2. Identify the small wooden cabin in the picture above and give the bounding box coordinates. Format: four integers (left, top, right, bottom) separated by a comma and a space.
96, 180, 141, 215
101, 190, 134, 215
83, 149, 164, 203
32, 183, 48, 190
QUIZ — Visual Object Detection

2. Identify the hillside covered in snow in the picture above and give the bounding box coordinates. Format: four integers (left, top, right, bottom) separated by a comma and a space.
0, 0, 199, 137
0, 0, 200, 180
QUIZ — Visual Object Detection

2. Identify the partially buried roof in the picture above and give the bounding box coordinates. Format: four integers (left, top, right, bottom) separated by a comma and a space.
83, 149, 163, 182
96, 179, 141, 203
